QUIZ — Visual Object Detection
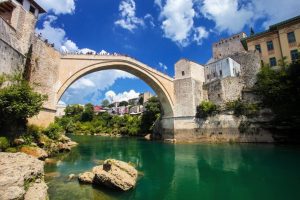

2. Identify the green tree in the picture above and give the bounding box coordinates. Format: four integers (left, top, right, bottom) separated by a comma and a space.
0, 74, 47, 130
141, 96, 161, 133
254, 61, 300, 129
196, 101, 219, 119
101, 99, 110, 107
65, 104, 83, 117
80, 103, 94, 122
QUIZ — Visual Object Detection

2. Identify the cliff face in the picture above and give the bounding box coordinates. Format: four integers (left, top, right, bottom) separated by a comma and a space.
0, 152, 48, 200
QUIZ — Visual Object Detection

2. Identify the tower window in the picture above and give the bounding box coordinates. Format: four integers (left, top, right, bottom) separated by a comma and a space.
267, 41, 274, 51
287, 32, 296, 44
255, 44, 261, 53
181, 71, 185, 76
16, 0, 23, 5
269, 57, 277, 67
291, 50, 299, 62
29, 5, 36, 14
219, 70, 223, 77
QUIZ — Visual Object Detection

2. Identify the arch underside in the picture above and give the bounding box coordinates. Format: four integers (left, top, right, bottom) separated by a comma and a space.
57, 61, 174, 117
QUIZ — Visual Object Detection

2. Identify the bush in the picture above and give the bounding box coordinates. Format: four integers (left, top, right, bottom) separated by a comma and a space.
43, 123, 63, 140
5, 147, 17, 153
196, 101, 219, 118
226, 99, 259, 117
26, 125, 42, 140
0, 137, 10, 150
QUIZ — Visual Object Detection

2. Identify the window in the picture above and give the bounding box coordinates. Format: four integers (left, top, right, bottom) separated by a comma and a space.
16, 0, 23, 5
267, 41, 274, 51
269, 57, 277, 67
207, 75, 210, 80
213, 72, 216, 77
219, 70, 223, 77
291, 50, 299, 62
181, 71, 185, 76
287, 32, 296, 43
255, 44, 261, 53
29, 5, 35, 14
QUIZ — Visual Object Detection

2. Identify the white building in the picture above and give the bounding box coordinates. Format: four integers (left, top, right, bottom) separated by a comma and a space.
204, 57, 241, 83
56, 104, 67, 117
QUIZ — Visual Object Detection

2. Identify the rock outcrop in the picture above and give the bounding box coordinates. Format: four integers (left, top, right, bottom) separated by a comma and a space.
0, 152, 48, 200
78, 172, 94, 184
78, 159, 138, 191
20, 146, 48, 160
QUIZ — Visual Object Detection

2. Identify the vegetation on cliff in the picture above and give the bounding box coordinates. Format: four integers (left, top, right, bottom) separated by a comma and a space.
254, 59, 300, 129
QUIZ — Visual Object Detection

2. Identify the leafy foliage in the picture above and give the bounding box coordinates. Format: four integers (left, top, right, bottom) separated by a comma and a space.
0, 137, 9, 150
141, 97, 161, 132
43, 123, 63, 140
254, 60, 300, 128
226, 99, 258, 117
196, 101, 219, 118
0, 74, 47, 129
101, 99, 110, 107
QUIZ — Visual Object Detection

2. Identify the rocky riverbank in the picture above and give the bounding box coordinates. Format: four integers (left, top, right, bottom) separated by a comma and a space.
0, 153, 48, 200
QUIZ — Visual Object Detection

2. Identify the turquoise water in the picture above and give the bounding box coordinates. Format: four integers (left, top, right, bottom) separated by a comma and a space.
45, 136, 300, 200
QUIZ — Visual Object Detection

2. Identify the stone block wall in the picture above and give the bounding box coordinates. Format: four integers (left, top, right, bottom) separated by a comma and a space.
229, 51, 261, 88
29, 36, 61, 110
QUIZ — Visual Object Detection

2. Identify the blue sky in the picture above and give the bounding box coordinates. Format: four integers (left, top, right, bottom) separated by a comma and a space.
35, 0, 300, 105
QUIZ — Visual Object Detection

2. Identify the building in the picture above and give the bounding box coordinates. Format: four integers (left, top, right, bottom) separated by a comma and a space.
205, 57, 241, 83
244, 15, 300, 66
212, 32, 247, 61
139, 92, 153, 104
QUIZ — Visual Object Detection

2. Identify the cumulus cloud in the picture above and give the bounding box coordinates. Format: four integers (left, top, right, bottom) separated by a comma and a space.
61, 70, 137, 105
36, 15, 95, 53
105, 90, 140, 103
115, 0, 144, 32
200, 0, 300, 33
157, 0, 209, 47
36, 0, 75, 15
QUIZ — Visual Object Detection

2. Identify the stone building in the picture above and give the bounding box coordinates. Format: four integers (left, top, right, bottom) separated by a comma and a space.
212, 32, 247, 61
244, 15, 300, 66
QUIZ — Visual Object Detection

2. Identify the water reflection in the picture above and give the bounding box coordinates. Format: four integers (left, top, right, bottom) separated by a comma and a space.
45, 136, 300, 200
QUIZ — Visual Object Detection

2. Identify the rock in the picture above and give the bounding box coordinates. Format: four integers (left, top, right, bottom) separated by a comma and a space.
164, 139, 176, 143
78, 172, 94, 184
58, 135, 71, 143
24, 181, 48, 200
144, 134, 151, 140
45, 172, 61, 178
14, 138, 25, 145
68, 174, 76, 181
44, 158, 57, 164
93, 159, 138, 191
58, 142, 71, 152
20, 146, 48, 160
0, 153, 47, 200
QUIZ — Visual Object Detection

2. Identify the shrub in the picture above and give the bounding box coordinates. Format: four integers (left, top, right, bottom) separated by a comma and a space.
196, 101, 219, 118
5, 147, 17, 153
43, 123, 63, 140
26, 124, 42, 140
226, 99, 258, 117
0, 137, 9, 150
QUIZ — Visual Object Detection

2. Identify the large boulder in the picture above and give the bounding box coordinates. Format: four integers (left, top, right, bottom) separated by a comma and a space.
93, 159, 138, 191
0, 152, 48, 200
20, 146, 48, 160
78, 172, 94, 184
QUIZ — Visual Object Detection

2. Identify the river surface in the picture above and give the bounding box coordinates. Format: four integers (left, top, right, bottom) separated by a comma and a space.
45, 135, 300, 200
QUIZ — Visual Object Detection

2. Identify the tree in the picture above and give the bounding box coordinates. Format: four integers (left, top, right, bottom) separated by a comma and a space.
65, 104, 83, 116
101, 99, 110, 107
141, 96, 161, 133
254, 61, 300, 129
0, 74, 47, 130
196, 101, 219, 119
80, 103, 94, 122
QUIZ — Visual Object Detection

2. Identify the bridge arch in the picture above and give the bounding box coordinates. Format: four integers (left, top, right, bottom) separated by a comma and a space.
56, 55, 175, 117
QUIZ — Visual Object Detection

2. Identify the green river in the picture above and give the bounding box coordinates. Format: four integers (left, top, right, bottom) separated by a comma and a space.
45, 135, 300, 200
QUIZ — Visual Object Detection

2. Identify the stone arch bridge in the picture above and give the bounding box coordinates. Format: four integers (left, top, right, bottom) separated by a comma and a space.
30, 54, 203, 139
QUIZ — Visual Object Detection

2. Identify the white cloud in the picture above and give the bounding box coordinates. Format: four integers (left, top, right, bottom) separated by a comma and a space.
144, 14, 155, 27
36, 0, 75, 15
200, 0, 300, 33
159, 62, 167, 71
200, 0, 253, 34
35, 15, 95, 53
115, 0, 144, 32
61, 70, 137, 105
154, 0, 163, 9
159, 0, 196, 46
193, 26, 209, 45
105, 90, 140, 103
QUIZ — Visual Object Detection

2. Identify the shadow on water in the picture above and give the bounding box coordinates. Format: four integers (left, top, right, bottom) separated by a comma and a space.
45, 136, 300, 200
